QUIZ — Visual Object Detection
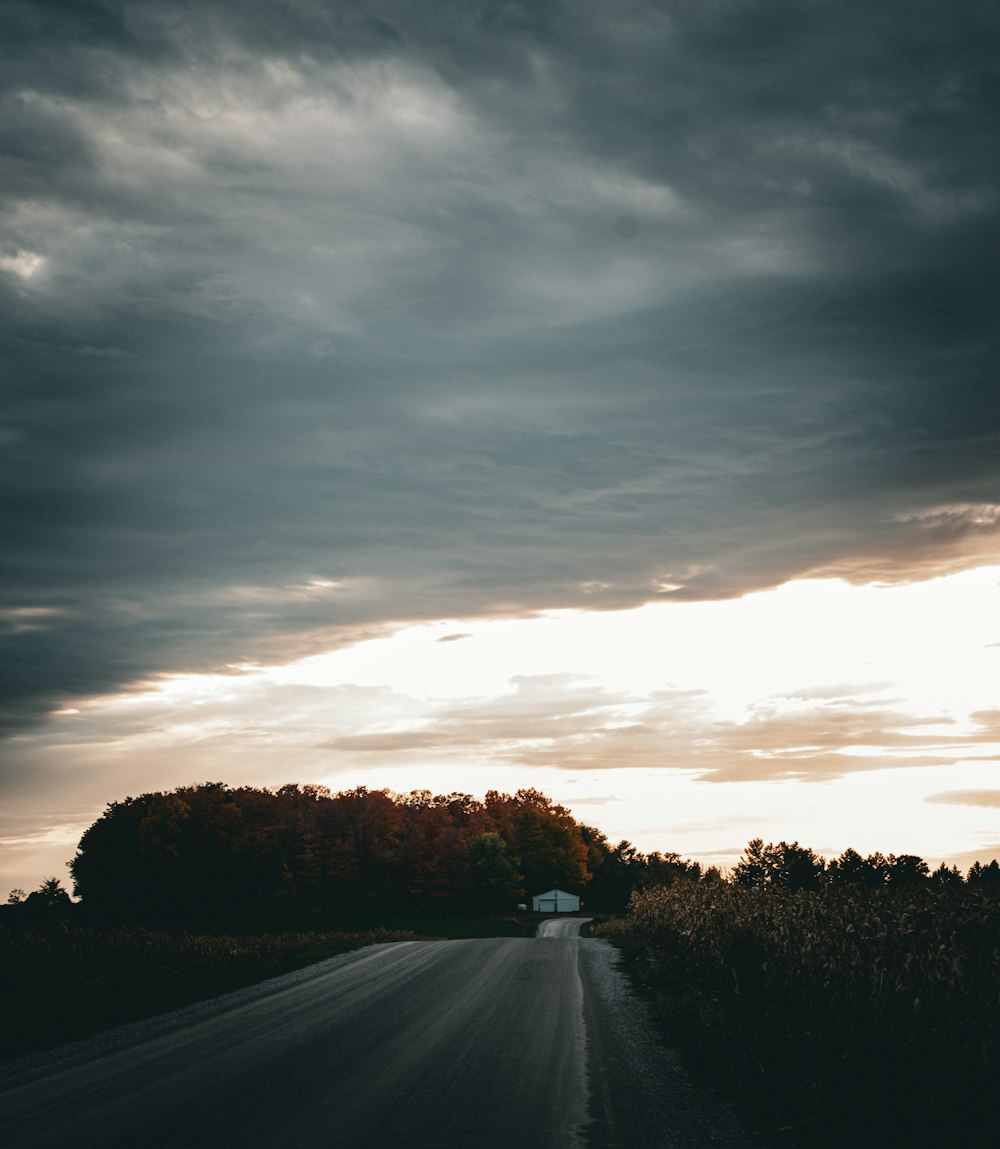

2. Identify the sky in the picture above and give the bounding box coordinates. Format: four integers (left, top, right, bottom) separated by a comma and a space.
2, 1, 999, 895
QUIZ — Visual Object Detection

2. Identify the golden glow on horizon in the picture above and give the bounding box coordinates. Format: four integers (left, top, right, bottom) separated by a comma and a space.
88, 566, 1000, 772
17, 566, 1000, 888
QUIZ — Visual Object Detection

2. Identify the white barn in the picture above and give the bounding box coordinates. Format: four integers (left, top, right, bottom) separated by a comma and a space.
532, 888, 581, 913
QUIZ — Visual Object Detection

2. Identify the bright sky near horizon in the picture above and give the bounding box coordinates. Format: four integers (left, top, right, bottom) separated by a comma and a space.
4, 566, 999, 891
2, 2, 999, 894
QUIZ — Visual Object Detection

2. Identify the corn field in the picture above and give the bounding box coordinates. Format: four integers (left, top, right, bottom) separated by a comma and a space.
599, 882, 1000, 1148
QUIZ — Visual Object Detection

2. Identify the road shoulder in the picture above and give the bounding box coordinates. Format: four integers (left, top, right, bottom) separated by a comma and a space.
579, 938, 754, 1149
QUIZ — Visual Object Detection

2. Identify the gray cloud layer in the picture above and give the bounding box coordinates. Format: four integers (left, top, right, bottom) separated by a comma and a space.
2, 1, 999, 737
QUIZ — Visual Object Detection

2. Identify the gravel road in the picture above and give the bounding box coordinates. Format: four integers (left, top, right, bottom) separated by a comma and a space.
1, 920, 751, 1148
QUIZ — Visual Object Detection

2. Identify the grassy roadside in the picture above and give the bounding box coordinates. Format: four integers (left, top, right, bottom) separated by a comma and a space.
248, 912, 534, 939
0, 914, 532, 1062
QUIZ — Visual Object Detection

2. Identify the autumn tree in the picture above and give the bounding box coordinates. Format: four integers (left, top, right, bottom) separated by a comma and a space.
72, 793, 158, 920
466, 832, 520, 909
486, 789, 590, 896
70, 781, 603, 924
397, 791, 474, 910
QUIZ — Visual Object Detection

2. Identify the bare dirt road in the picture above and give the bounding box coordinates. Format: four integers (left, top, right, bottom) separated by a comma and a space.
1, 920, 750, 1148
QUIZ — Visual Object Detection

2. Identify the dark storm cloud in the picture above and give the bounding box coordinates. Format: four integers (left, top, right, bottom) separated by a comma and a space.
2, 1, 999, 734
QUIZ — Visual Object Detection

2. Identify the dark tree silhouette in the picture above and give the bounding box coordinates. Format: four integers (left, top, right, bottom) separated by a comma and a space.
466, 832, 520, 909
967, 859, 1000, 887
733, 839, 824, 891
69, 783, 609, 925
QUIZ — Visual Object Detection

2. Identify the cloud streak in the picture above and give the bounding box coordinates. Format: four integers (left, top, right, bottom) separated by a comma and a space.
926, 789, 1000, 809
15, 665, 996, 805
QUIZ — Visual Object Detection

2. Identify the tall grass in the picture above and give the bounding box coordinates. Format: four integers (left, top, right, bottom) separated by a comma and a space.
0, 924, 428, 1060
598, 882, 1000, 1148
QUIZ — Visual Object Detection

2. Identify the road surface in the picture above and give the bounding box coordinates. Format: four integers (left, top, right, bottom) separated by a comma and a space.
0, 919, 750, 1148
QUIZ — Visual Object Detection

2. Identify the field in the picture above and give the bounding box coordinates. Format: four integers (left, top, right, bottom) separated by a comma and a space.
0, 914, 531, 1061
598, 882, 1000, 1149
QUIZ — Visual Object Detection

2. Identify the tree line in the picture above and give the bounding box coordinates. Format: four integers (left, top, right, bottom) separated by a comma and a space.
9, 782, 699, 925
5, 784, 997, 927
730, 837, 1000, 891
